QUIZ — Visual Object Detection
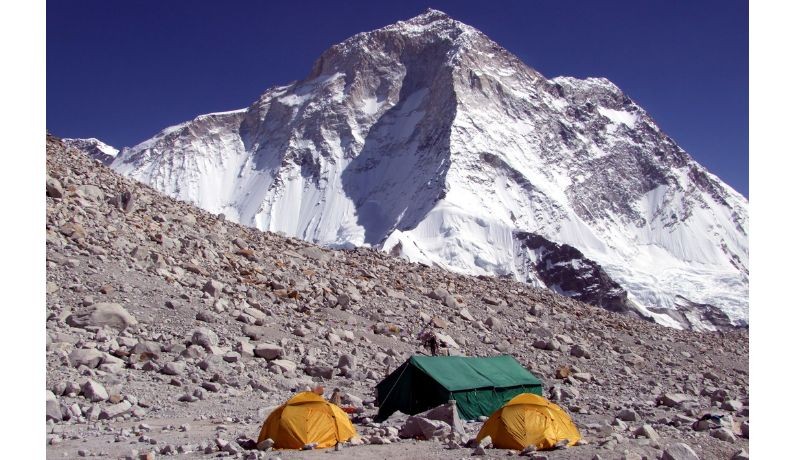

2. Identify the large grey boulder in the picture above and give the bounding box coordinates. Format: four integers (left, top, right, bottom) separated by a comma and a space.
99, 401, 132, 420
46, 176, 64, 198
46, 391, 62, 421
68, 348, 106, 368
399, 416, 451, 440
661, 443, 700, 460
657, 393, 694, 408
160, 361, 186, 376
190, 327, 219, 349
304, 365, 334, 379
81, 379, 108, 402
254, 343, 284, 360
131, 341, 162, 356
710, 428, 736, 443
202, 279, 224, 297
423, 400, 465, 435
66, 303, 137, 331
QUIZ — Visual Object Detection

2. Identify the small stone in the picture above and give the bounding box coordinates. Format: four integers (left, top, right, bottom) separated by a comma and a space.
178, 393, 198, 403
223, 351, 240, 363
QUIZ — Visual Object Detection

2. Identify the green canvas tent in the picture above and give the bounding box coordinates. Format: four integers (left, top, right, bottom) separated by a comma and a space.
375, 355, 543, 421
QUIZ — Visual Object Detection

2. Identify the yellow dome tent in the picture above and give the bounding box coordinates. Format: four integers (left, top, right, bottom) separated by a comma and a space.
257, 392, 357, 449
475, 393, 581, 450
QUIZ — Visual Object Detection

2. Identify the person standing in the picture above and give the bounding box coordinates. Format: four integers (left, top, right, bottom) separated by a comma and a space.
329, 388, 343, 406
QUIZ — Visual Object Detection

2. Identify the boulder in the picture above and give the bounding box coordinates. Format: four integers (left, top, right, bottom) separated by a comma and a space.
458, 308, 474, 322
657, 393, 694, 408
99, 401, 132, 419
46, 396, 63, 421
423, 400, 465, 435
160, 361, 186, 376
81, 379, 108, 402
190, 327, 219, 349
570, 344, 591, 358
46, 176, 64, 198
616, 408, 639, 422
721, 400, 743, 412
66, 303, 137, 331
254, 343, 284, 360
634, 424, 660, 441
256, 438, 274, 451
337, 354, 357, 370
131, 341, 162, 356
399, 416, 451, 440
270, 359, 297, 374
202, 279, 224, 297
710, 428, 736, 443
426, 288, 450, 302
731, 449, 749, 460
533, 338, 560, 351
304, 365, 334, 379
69, 348, 106, 368
573, 372, 593, 383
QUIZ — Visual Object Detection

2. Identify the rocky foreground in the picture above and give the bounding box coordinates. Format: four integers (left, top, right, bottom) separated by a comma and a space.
46, 133, 749, 459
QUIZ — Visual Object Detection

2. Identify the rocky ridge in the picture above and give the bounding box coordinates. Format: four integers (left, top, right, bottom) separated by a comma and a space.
46, 134, 748, 459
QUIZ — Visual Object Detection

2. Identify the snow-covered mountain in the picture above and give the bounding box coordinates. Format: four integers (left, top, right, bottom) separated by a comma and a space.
63, 138, 119, 165
79, 10, 749, 329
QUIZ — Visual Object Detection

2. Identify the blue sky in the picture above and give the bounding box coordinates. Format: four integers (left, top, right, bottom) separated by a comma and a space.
46, 0, 748, 196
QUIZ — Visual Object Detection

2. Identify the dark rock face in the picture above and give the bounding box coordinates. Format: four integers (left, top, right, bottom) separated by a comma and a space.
515, 232, 635, 315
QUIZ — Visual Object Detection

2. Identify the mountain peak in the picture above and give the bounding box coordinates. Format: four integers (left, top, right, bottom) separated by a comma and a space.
407, 8, 453, 24
101, 11, 749, 331
383, 8, 470, 38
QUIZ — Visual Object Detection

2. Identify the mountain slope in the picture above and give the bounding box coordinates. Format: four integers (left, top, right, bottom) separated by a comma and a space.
63, 137, 119, 165
46, 133, 749, 459
88, 9, 747, 329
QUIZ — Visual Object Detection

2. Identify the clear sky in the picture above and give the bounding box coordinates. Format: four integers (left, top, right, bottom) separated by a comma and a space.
46, 0, 748, 196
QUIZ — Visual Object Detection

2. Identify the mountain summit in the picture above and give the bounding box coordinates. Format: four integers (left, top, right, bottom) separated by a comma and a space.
81, 10, 748, 329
